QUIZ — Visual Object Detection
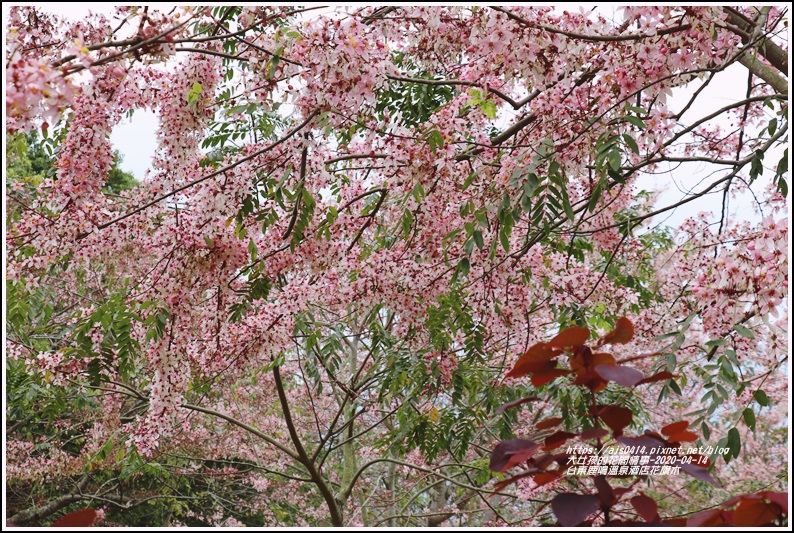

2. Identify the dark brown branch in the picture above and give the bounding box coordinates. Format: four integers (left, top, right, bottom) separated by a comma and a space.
386, 74, 524, 109
181, 402, 300, 461
51, 38, 140, 67
723, 7, 788, 74
59, 15, 196, 73
346, 189, 388, 252
454, 67, 598, 162
174, 46, 245, 61
325, 153, 388, 165
491, 7, 692, 42
362, 6, 399, 24
77, 109, 319, 241
273, 362, 343, 526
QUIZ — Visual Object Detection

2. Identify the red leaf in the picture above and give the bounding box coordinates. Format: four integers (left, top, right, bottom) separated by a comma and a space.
687, 509, 727, 527
528, 453, 556, 471
631, 494, 660, 523
506, 343, 560, 378
489, 439, 540, 472
616, 434, 671, 466
680, 463, 720, 487
548, 326, 590, 348
661, 420, 689, 436
543, 431, 578, 451
551, 493, 600, 527
531, 368, 572, 387
591, 352, 617, 367
535, 416, 563, 430
601, 317, 634, 345
571, 372, 606, 392
665, 517, 688, 526
762, 492, 788, 514
594, 364, 644, 387
666, 430, 698, 443
52, 509, 99, 527
597, 405, 633, 435
637, 371, 674, 385
491, 470, 535, 495
722, 494, 750, 508
593, 476, 615, 506
495, 396, 540, 414
569, 345, 589, 374
505, 448, 541, 471
579, 427, 609, 441
570, 348, 616, 392
532, 471, 561, 486
733, 500, 780, 526
642, 429, 666, 441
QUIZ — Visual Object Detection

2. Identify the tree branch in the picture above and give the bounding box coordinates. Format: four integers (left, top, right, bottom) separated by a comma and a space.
272, 362, 343, 526
77, 109, 319, 241
722, 7, 788, 74
8, 474, 90, 525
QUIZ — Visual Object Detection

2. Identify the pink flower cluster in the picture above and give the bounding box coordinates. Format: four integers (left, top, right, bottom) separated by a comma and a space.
6, 57, 76, 132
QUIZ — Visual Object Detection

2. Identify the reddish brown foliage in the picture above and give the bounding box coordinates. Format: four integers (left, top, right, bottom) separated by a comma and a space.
490, 316, 788, 527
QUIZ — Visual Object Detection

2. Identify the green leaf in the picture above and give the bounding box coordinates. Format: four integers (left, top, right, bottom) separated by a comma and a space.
726, 427, 741, 460
733, 324, 755, 339
705, 338, 728, 349
412, 182, 426, 201
455, 257, 470, 279
742, 408, 756, 432
401, 209, 414, 237
463, 167, 482, 190
608, 149, 621, 171
464, 237, 475, 255
587, 180, 604, 212
559, 188, 574, 221
777, 176, 788, 197
622, 133, 639, 154
767, 117, 777, 136
267, 47, 284, 79
499, 227, 510, 252
481, 100, 497, 119
624, 115, 646, 129
473, 230, 484, 250
424, 130, 445, 153
665, 352, 677, 372
753, 389, 770, 407
749, 150, 764, 183
596, 134, 619, 155
774, 149, 787, 197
